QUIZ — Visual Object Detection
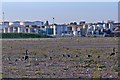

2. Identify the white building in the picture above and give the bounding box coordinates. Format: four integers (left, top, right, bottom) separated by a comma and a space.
53, 24, 68, 36
2, 21, 9, 28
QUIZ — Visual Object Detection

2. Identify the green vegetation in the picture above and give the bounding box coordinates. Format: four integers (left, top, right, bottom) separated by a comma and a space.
0, 33, 53, 38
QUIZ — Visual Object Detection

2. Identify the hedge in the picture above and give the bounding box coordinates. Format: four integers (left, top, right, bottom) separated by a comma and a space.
0, 33, 53, 38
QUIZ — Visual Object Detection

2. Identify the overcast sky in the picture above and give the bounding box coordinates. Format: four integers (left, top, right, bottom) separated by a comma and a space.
1, 1, 119, 24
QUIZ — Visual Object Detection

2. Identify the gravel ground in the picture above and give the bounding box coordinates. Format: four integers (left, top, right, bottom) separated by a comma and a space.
1, 37, 120, 78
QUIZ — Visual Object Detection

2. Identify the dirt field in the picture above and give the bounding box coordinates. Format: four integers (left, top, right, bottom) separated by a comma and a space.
1, 37, 120, 78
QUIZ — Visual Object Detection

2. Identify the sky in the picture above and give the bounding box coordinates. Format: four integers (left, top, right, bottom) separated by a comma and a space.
1, 1, 119, 24
2, 0, 120, 2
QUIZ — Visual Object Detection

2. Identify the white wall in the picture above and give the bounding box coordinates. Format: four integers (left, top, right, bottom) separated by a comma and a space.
56, 25, 67, 36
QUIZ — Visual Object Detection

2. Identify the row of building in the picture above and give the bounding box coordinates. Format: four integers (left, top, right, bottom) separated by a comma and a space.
0, 20, 120, 37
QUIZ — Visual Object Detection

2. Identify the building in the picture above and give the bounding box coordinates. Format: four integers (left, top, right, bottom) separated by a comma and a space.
1, 20, 118, 37
52, 24, 68, 36
112, 22, 120, 37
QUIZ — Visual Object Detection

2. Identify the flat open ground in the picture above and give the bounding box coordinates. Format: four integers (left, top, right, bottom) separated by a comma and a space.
1, 37, 120, 78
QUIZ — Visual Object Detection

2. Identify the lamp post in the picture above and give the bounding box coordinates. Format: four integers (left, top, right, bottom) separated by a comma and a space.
53, 17, 54, 25
2, 12, 5, 33
2, 12, 4, 27
53, 17, 56, 36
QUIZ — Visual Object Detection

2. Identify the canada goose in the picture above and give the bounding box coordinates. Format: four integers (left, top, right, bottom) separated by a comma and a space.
97, 55, 100, 58
62, 54, 66, 57
110, 48, 116, 56
110, 53, 115, 56
24, 50, 29, 61
15, 59, 18, 62
88, 55, 92, 58
49, 57, 52, 60
75, 55, 79, 57
67, 54, 70, 57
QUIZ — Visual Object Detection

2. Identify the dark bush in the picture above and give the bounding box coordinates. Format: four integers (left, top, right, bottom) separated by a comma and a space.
0, 33, 53, 38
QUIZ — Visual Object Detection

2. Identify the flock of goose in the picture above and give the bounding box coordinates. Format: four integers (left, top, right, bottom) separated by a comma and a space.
3, 47, 117, 64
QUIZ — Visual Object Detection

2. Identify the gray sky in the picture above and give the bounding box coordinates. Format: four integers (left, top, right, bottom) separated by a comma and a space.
2, 2, 118, 24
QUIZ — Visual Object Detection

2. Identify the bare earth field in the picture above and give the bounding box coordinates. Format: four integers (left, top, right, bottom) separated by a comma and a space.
1, 37, 120, 78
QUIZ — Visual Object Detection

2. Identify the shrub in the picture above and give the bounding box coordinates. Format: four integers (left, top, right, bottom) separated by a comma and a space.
1, 33, 53, 38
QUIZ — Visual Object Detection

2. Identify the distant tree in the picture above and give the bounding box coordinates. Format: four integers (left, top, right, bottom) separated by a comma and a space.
45, 21, 49, 26
53, 23, 57, 26
70, 22, 74, 25
70, 22, 77, 25
73, 22, 77, 25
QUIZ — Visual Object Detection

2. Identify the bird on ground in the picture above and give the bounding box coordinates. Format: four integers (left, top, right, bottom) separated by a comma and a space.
97, 55, 100, 58
62, 54, 66, 57
110, 53, 115, 56
23, 50, 29, 61
110, 48, 116, 56
15, 59, 18, 62
88, 55, 92, 58
75, 55, 79, 57
67, 54, 70, 57
49, 57, 52, 60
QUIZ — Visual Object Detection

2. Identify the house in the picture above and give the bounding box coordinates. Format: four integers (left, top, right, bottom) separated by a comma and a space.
23, 21, 44, 33
86, 21, 117, 37
69, 24, 84, 36
52, 24, 68, 36
112, 22, 120, 37
1, 21, 42, 33
86, 23, 96, 36
23, 21, 43, 33
2, 21, 9, 28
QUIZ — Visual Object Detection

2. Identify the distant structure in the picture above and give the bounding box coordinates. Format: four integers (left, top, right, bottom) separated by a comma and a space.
1, 19, 120, 37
